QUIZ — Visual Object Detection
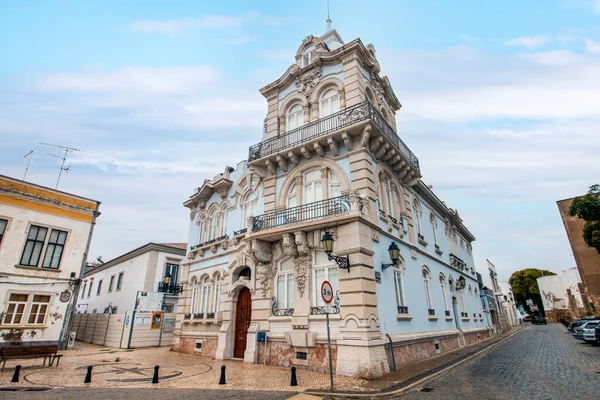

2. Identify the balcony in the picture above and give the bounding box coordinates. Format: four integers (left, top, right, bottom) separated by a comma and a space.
157, 282, 182, 295
252, 195, 354, 233
248, 101, 420, 180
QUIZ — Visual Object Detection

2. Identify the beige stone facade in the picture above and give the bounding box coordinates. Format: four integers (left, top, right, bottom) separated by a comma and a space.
173, 27, 490, 378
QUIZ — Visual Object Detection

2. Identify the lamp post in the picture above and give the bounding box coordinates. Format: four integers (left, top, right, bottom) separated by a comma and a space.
381, 242, 400, 270
321, 232, 350, 272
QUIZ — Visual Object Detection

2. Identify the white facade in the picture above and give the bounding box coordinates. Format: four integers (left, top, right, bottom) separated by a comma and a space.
80, 243, 186, 315
0, 174, 100, 346
537, 267, 584, 311
499, 281, 521, 326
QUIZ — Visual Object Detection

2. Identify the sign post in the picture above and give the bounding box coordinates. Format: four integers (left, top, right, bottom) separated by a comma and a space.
321, 280, 334, 392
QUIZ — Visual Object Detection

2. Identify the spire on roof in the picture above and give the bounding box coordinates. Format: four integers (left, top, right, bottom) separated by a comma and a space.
325, 0, 332, 33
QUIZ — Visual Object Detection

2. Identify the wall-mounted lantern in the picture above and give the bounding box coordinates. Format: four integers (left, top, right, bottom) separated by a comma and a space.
457, 275, 466, 290
381, 242, 400, 271
321, 231, 350, 272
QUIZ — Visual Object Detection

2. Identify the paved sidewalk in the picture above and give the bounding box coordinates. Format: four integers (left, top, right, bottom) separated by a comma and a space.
0, 327, 524, 397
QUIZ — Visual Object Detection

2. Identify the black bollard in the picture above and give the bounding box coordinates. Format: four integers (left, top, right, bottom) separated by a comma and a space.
152, 365, 159, 384
218, 365, 226, 385
11, 365, 21, 383
84, 366, 93, 383
290, 366, 298, 387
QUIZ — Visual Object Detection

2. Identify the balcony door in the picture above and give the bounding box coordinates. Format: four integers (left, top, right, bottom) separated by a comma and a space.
234, 287, 252, 359
165, 263, 179, 285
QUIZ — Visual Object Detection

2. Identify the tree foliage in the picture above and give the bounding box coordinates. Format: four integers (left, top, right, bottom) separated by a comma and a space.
569, 184, 600, 253
509, 268, 556, 313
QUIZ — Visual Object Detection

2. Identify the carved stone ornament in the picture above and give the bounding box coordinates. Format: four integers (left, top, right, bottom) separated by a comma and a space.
256, 262, 276, 298
295, 66, 322, 99
294, 231, 310, 256
250, 239, 272, 263
282, 233, 298, 257
189, 206, 197, 221
294, 260, 310, 298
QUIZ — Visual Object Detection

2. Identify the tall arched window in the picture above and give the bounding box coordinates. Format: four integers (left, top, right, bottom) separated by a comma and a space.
287, 185, 298, 208
413, 199, 423, 236
190, 277, 199, 313
303, 169, 322, 204
439, 274, 449, 316
219, 208, 227, 237
276, 258, 295, 309
459, 288, 467, 318
473, 288, 479, 319
320, 88, 340, 117
287, 103, 304, 131
241, 191, 258, 225
200, 276, 211, 314
430, 212, 439, 247
285, 168, 343, 208
198, 216, 207, 243
329, 170, 341, 198
394, 261, 407, 314
213, 275, 221, 313
423, 267, 433, 314
208, 209, 218, 240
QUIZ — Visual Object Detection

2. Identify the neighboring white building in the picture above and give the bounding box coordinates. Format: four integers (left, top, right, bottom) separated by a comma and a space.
537, 267, 584, 321
499, 281, 521, 326
80, 242, 186, 315
0, 174, 101, 347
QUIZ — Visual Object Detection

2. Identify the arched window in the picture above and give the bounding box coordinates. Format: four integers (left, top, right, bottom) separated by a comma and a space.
394, 260, 407, 314
286, 168, 343, 208
329, 170, 341, 198
198, 216, 207, 243
473, 288, 479, 319
238, 267, 251, 281
320, 88, 340, 117
200, 276, 211, 314
276, 258, 295, 309
241, 191, 258, 225
208, 209, 218, 240
287, 185, 297, 208
302, 47, 316, 67
219, 209, 227, 237
423, 267, 433, 313
439, 274, 449, 315
459, 287, 467, 318
430, 212, 439, 247
287, 103, 304, 131
314, 251, 338, 307
303, 169, 322, 204
213, 275, 221, 313
366, 87, 376, 105
190, 277, 199, 313
413, 199, 423, 236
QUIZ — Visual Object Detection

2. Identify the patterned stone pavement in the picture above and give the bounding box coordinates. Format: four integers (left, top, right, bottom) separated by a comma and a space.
402, 324, 600, 400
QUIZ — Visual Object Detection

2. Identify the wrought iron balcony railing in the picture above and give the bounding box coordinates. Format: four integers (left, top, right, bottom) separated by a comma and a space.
248, 101, 419, 172
190, 235, 229, 251
157, 282, 182, 295
252, 195, 351, 233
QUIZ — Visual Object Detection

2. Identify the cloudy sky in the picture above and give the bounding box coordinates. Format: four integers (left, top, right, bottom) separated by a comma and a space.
1, 0, 599, 280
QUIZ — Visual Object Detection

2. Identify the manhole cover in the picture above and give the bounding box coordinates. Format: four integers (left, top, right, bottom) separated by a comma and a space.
421, 388, 434, 392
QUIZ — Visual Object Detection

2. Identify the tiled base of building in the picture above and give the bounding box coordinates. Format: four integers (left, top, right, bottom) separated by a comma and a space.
177, 337, 218, 358
385, 329, 490, 370
256, 340, 337, 374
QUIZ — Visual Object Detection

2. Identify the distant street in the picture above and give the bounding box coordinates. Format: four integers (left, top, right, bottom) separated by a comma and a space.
403, 324, 600, 400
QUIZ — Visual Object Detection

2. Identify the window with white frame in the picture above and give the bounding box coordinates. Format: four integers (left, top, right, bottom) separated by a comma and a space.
213, 275, 221, 313
422, 267, 433, 312
116, 272, 124, 291
81, 281, 87, 299
219, 208, 227, 237
190, 277, 199, 313
313, 251, 338, 307
241, 191, 258, 224
0, 218, 7, 246
394, 266, 407, 312
430, 212, 439, 246
413, 199, 423, 236
2, 293, 51, 326
287, 185, 298, 209
200, 276, 211, 314
320, 88, 340, 117
459, 289, 467, 317
287, 103, 304, 131
302, 47, 316, 67
329, 170, 341, 198
87, 279, 94, 298
20, 225, 68, 269
208, 209, 218, 240
108, 275, 115, 292
165, 263, 179, 284
439, 274, 449, 312
303, 169, 323, 204
473, 288, 479, 317
276, 258, 295, 309
286, 168, 343, 209
96, 280, 103, 296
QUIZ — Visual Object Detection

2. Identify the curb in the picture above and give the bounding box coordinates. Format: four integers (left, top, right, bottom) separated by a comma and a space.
309, 327, 525, 399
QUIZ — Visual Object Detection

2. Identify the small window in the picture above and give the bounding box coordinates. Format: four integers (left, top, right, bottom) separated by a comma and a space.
87, 279, 94, 298
108, 275, 115, 292
0, 218, 7, 246
3, 294, 28, 325
165, 263, 179, 284
96, 280, 103, 296
41, 229, 67, 269
20, 225, 48, 266
111, 307, 118, 314
2, 293, 51, 326
302, 48, 316, 67
81, 281, 87, 299
116, 272, 124, 291
276, 259, 295, 309
296, 351, 307, 360
29, 295, 51, 325
320, 88, 340, 117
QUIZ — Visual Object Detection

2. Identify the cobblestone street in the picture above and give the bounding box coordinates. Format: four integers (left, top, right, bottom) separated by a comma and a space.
403, 324, 600, 400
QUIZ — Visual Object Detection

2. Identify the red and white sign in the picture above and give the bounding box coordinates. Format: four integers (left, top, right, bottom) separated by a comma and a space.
321, 280, 334, 304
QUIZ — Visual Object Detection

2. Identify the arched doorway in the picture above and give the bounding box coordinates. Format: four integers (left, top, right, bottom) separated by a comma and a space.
234, 286, 252, 358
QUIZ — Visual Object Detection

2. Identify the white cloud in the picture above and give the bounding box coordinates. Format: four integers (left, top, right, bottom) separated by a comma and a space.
584, 38, 600, 53
504, 35, 551, 48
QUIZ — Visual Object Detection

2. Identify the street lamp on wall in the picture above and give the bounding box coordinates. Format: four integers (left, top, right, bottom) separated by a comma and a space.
457, 275, 466, 290
163, 272, 172, 285
321, 231, 350, 272
381, 242, 400, 271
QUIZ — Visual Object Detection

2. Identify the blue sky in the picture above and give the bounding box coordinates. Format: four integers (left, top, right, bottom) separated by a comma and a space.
1, 0, 599, 280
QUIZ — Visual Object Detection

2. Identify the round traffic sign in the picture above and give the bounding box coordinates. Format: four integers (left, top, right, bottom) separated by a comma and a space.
321, 280, 334, 304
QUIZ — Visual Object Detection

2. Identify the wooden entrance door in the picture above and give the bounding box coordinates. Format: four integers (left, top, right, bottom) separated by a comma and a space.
234, 287, 252, 358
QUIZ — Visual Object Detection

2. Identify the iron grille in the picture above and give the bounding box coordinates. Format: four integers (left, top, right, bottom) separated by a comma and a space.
445, 310, 451, 317
398, 306, 409, 314
157, 282, 182, 295
253, 195, 351, 233
247, 101, 419, 171
428, 309, 435, 316
233, 228, 247, 236
190, 235, 229, 251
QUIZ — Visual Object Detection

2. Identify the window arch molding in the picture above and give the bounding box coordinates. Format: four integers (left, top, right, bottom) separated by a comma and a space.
279, 94, 308, 130
374, 164, 406, 217
365, 86, 377, 105
309, 77, 345, 109
277, 158, 350, 208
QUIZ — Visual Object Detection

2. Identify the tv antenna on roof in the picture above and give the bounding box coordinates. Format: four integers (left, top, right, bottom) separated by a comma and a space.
38, 142, 81, 189
23, 151, 34, 181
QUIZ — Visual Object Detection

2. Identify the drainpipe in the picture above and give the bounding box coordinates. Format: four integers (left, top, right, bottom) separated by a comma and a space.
59, 203, 101, 349
386, 333, 396, 372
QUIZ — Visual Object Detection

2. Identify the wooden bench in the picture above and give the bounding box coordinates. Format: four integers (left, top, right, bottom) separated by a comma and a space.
0, 344, 62, 371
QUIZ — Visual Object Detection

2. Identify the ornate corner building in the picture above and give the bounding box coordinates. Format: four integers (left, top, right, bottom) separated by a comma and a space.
172, 27, 491, 378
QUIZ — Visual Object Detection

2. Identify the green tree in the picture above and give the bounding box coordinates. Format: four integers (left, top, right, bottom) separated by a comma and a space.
569, 184, 600, 253
508, 268, 556, 315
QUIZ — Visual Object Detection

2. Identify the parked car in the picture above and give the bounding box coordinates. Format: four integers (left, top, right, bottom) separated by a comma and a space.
532, 316, 547, 325
568, 316, 600, 332
583, 322, 600, 344
524, 315, 533, 322
574, 321, 600, 340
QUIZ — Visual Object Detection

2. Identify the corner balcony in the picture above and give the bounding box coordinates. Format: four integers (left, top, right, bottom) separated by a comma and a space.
248, 101, 420, 185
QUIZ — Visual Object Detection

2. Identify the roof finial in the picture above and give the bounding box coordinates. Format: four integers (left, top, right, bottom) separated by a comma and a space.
326, 0, 332, 32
